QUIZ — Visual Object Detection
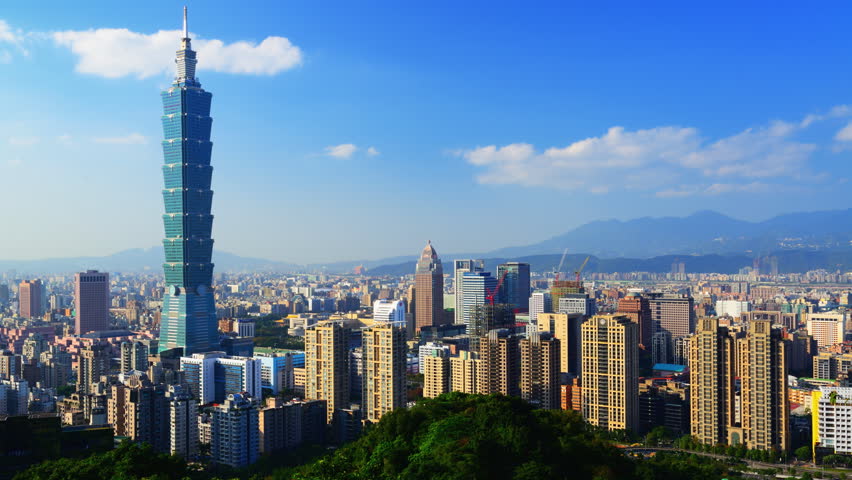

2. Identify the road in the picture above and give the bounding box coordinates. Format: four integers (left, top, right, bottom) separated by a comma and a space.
623, 446, 849, 479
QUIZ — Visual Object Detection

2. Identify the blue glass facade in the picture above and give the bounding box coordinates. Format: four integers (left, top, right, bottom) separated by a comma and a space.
159, 29, 218, 355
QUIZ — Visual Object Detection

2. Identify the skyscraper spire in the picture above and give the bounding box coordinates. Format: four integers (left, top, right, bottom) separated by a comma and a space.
174, 6, 198, 86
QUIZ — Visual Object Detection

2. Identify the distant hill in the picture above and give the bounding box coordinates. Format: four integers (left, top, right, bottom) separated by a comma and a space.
485, 209, 852, 259
0, 248, 299, 275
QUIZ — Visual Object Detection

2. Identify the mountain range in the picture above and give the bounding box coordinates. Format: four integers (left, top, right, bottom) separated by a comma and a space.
1, 209, 850, 275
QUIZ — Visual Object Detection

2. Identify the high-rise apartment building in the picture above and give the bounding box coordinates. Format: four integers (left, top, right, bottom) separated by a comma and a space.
538, 312, 583, 376
581, 315, 639, 432
159, 10, 219, 355
121, 341, 150, 373
689, 317, 735, 446
616, 293, 652, 348
454, 259, 484, 324
450, 351, 483, 394
736, 320, 789, 451
414, 241, 444, 332
813, 387, 852, 455
74, 270, 109, 335
422, 350, 450, 399
18, 280, 43, 319
498, 262, 530, 313
519, 332, 560, 409
211, 393, 259, 468
167, 384, 198, 458
77, 343, 109, 394
259, 397, 304, 454
479, 329, 520, 397
362, 325, 406, 422
304, 322, 349, 423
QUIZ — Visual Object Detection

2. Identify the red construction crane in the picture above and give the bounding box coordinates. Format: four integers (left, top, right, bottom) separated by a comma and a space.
485, 270, 509, 305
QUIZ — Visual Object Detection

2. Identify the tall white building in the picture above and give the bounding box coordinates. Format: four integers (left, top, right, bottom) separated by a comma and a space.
211, 393, 260, 468
807, 312, 847, 348
715, 300, 751, 318
0, 377, 28, 415
814, 387, 852, 454
373, 299, 406, 327
167, 384, 199, 458
454, 259, 484, 324
529, 292, 551, 325
255, 352, 303, 395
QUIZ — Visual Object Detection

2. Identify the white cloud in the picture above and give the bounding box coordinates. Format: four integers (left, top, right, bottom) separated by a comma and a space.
800, 105, 851, 128
835, 122, 852, 141
8, 136, 39, 146
57, 134, 72, 145
0, 20, 29, 59
52, 28, 302, 79
461, 116, 819, 193
92, 133, 147, 145
325, 143, 358, 159
656, 182, 775, 198
367, 146, 380, 156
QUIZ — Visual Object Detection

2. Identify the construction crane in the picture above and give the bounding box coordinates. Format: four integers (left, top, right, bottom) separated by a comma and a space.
553, 248, 569, 282
485, 270, 509, 305
574, 256, 590, 283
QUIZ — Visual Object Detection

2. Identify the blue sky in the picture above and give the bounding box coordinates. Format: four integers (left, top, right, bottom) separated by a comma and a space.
1, 1, 851, 263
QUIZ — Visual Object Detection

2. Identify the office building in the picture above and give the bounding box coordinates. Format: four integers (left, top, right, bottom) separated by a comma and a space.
414, 241, 444, 332
255, 351, 302, 395
528, 292, 551, 325
736, 320, 789, 451
179, 352, 261, 404
18, 280, 43, 319
373, 299, 406, 327
498, 262, 530, 312
581, 315, 639, 432
807, 312, 847, 348
648, 293, 695, 339
461, 272, 497, 332
617, 293, 652, 348
74, 271, 110, 335
454, 259, 484, 324
557, 294, 596, 317
304, 322, 349, 423
159, 10, 219, 355
362, 324, 406, 422
519, 332, 560, 409
211, 393, 260, 468
468, 303, 513, 352
479, 329, 520, 397
689, 317, 735, 446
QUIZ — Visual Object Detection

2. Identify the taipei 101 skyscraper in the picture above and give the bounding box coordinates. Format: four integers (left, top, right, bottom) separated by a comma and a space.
158, 7, 218, 355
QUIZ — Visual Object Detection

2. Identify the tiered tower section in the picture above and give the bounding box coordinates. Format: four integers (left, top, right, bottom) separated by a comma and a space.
159, 8, 218, 355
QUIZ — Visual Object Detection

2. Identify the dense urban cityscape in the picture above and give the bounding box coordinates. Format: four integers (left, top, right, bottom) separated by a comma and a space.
4, 3, 852, 480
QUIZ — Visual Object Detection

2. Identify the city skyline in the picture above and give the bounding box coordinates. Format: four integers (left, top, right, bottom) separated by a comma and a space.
2, 2, 852, 264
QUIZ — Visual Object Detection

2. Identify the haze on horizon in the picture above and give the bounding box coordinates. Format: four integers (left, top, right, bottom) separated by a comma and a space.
2, 1, 852, 264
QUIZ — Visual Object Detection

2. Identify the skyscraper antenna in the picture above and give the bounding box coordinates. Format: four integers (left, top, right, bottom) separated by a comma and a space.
183, 6, 188, 39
